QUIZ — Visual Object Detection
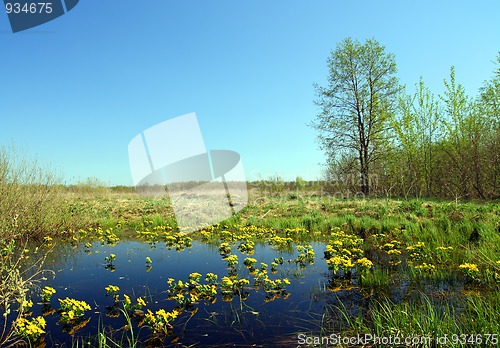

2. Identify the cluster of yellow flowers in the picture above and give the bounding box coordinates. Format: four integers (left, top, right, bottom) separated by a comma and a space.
119, 293, 147, 309
262, 277, 290, 293
224, 254, 239, 268
459, 263, 479, 273
17, 297, 33, 310
295, 244, 315, 266
16, 316, 46, 340
144, 308, 180, 335
137, 226, 167, 245
414, 262, 436, 272
406, 241, 426, 261
104, 253, 117, 272
167, 273, 220, 307
65, 225, 126, 254
326, 256, 353, 269
243, 257, 258, 268
218, 242, 231, 255
370, 232, 403, 265
164, 232, 192, 251
220, 276, 250, 301
283, 227, 309, 237
435, 246, 453, 252
105, 285, 120, 295
458, 262, 481, 282
356, 257, 374, 270
251, 264, 291, 296
324, 229, 371, 277
41, 286, 56, 302
238, 225, 276, 240
237, 240, 255, 254
269, 236, 294, 249
58, 297, 91, 323
102, 228, 120, 246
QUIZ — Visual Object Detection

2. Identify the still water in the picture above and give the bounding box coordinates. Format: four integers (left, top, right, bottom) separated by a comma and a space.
34, 240, 342, 347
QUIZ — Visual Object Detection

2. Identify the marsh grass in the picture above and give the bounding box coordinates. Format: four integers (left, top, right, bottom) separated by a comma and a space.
317, 291, 500, 346
70, 307, 142, 348
358, 267, 391, 288
0, 155, 498, 347
370, 294, 460, 338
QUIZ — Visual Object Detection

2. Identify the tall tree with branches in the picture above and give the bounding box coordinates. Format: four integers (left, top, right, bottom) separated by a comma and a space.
312, 38, 401, 195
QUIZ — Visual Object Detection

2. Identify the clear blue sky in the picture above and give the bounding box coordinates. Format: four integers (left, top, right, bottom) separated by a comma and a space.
1, 1, 499, 186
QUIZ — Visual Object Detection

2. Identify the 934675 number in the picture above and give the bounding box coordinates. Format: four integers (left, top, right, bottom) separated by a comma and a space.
5, 2, 53, 14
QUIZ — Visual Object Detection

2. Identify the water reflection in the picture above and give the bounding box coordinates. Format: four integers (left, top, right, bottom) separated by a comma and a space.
29, 238, 474, 347
34, 241, 332, 346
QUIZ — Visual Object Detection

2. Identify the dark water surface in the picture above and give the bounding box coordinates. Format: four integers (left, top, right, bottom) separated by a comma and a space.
34, 240, 337, 347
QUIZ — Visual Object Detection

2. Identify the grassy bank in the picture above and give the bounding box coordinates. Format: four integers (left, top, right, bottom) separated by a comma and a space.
1, 147, 499, 346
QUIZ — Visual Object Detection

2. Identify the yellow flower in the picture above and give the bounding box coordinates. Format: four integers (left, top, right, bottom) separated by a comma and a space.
341, 258, 353, 268
244, 257, 257, 265
105, 285, 120, 293
17, 297, 33, 309
124, 294, 131, 305
35, 316, 46, 328
174, 293, 185, 302
189, 272, 202, 280
356, 257, 373, 268
157, 308, 178, 322
43, 286, 56, 295
190, 293, 199, 303
387, 249, 401, 255
16, 316, 46, 339
205, 273, 218, 282
459, 263, 479, 273
145, 309, 156, 323
435, 246, 453, 251
332, 240, 343, 247
136, 297, 146, 307
221, 276, 234, 288
415, 262, 435, 271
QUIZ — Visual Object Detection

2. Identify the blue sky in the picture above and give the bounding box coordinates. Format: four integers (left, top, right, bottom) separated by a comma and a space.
1, 0, 499, 186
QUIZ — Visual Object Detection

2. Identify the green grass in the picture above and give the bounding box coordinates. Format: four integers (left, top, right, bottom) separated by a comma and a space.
322, 290, 500, 346
1, 150, 499, 347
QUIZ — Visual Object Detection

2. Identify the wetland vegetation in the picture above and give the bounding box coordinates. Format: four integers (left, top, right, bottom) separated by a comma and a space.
1, 37, 499, 348
1, 149, 499, 347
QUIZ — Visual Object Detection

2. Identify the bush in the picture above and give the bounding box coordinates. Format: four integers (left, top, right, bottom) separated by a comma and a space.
0, 146, 65, 241
0, 146, 64, 345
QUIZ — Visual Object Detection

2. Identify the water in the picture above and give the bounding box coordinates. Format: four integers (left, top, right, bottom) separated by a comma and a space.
33, 240, 336, 347
24, 237, 475, 347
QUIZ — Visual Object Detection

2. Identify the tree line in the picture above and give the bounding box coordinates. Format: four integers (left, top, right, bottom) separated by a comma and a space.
312, 38, 499, 199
